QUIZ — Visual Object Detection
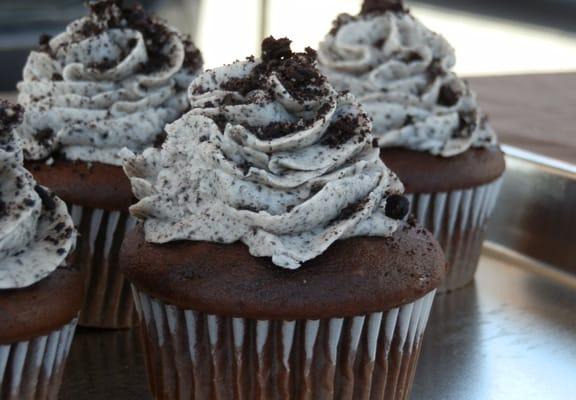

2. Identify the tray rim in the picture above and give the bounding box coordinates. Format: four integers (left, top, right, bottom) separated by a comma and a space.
502, 144, 576, 177
484, 241, 576, 290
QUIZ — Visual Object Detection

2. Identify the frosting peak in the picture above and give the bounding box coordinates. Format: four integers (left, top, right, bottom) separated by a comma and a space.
17, 0, 203, 165
0, 101, 76, 289
318, 4, 498, 157
124, 37, 408, 269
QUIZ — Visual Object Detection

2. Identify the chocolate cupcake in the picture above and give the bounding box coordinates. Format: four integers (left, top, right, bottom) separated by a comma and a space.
16, 0, 204, 327
120, 37, 445, 399
0, 100, 82, 400
318, 0, 505, 292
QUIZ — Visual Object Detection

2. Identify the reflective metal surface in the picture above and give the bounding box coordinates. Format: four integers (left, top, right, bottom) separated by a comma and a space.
487, 145, 576, 276
60, 248, 576, 399
414, 245, 576, 400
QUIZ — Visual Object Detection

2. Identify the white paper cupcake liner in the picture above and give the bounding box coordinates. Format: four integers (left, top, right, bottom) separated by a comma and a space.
0, 318, 78, 400
131, 287, 436, 400
70, 204, 138, 328
406, 178, 503, 293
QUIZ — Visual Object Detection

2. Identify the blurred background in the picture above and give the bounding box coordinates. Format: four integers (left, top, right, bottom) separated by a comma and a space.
1, 0, 576, 90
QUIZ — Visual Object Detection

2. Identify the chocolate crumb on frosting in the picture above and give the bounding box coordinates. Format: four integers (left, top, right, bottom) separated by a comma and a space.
0, 100, 23, 133
222, 37, 326, 102
321, 115, 366, 148
426, 58, 445, 80
37, 34, 53, 53
183, 37, 203, 71
334, 199, 369, 223
438, 81, 461, 107
34, 185, 57, 211
329, 1, 408, 38
0, 200, 6, 218
457, 111, 478, 137
360, 0, 407, 15
385, 194, 410, 220
246, 120, 310, 141
261, 36, 293, 62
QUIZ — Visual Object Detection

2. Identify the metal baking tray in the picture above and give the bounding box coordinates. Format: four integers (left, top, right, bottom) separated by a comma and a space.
487, 145, 576, 278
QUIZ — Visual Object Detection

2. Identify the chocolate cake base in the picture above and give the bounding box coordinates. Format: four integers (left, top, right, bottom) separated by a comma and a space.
407, 178, 503, 292
381, 147, 505, 292
0, 267, 82, 400
121, 224, 445, 399
121, 224, 446, 320
26, 160, 138, 329
0, 266, 83, 345
380, 147, 506, 193
26, 160, 133, 211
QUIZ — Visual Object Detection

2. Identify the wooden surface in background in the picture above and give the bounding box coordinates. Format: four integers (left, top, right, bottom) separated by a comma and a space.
469, 73, 576, 165
2, 72, 575, 165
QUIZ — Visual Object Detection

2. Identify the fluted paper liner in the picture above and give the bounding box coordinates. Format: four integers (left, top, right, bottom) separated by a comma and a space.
406, 178, 503, 293
70, 205, 138, 328
132, 287, 436, 400
0, 318, 78, 400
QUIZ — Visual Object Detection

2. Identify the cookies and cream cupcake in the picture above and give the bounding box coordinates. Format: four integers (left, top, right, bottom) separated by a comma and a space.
318, 0, 505, 292
0, 99, 81, 400
120, 37, 445, 400
16, 0, 203, 327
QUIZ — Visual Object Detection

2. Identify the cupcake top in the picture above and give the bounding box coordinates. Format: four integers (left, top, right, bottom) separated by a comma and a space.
16, 0, 203, 166
318, 0, 497, 157
0, 100, 76, 289
123, 37, 409, 269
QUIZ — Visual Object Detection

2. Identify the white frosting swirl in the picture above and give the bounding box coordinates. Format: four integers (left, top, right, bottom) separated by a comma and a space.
16, 1, 203, 165
318, 11, 497, 157
0, 102, 76, 289
123, 45, 406, 269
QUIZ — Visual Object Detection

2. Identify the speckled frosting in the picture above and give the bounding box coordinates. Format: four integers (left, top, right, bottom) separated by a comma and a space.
0, 101, 76, 289
318, 1, 497, 157
16, 0, 203, 166
123, 38, 408, 269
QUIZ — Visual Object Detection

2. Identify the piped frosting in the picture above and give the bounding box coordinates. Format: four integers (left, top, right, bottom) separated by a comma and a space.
0, 100, 76, 289
123, 38, 409, 269
17, 0, 203, 165
318, 1, 497, 157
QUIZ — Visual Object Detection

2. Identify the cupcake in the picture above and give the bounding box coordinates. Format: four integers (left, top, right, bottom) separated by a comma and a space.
120, 37, 445, 399
0, 100, 81, 400
16, 0, 204, 327
318, 0, 505, 292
